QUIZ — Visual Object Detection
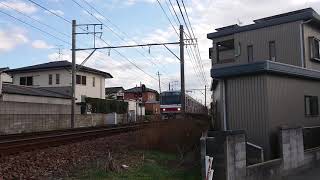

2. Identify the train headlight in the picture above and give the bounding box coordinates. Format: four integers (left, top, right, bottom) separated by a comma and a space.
163, 108, 166, 111
178, 108, 181, 111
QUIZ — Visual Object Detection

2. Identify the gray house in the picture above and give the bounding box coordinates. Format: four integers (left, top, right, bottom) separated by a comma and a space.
208, 8, 320, 159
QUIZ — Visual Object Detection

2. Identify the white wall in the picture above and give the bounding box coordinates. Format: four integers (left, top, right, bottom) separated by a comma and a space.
1, 73, 12, 83
11, 69, 106, 102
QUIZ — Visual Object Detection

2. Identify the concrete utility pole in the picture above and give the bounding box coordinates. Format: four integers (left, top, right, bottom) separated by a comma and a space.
180, 25, 185, 117
71, 20, 76, 128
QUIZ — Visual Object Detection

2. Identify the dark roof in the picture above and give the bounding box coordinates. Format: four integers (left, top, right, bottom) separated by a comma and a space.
6, 61, 113, 78
211, 60, 320, 81
207, 8, 320, 39
2, 84, 72, 99
105, 87, 124, 94
125, 87, 158, 94
0, 67, 9, 72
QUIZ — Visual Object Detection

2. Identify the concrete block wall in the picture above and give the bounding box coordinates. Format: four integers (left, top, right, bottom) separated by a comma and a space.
202, 127, 320, 180
280, 127, 304, 171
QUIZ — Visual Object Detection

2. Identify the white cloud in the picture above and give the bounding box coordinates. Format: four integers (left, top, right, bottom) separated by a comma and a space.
32, 40, 54, 49
0, 0, 37, 14
45, 9, 64, 16
0, 28, 28, 52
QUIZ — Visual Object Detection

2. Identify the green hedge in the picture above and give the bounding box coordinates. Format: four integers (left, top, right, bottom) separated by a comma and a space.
85, 97, 128, 114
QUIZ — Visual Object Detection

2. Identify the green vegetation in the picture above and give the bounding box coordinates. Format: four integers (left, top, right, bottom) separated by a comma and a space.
76, 151, 200, 180
84, 97, 128, 114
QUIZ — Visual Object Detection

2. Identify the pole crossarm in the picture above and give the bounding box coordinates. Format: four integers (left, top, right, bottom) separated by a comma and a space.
74, 39, 196, 51
163, 44, 180, 61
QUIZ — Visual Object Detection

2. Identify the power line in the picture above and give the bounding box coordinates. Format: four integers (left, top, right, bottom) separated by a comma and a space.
181, 0, 208, 85
0, 1, 70, 39
0, 9, 70, 45
156, 0, 179, 36
168, 0, 182, 26
72, 0, 170, 75
176, 0, 208, 85
26, 0, 71, 24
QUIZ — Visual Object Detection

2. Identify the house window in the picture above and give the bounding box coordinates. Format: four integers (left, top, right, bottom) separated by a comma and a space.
76, 75, 81, 84
49, 74, 52, 85
269, 41, 276, 61
20, 77, 26, 85
305, 96, 319, 116
216, 39, 235, 63
247, 45, 253, 62
92, 77, 95, 87
56, 74, 60, 84
76, 75, 86, 85
310, 37, 320, 60
82, 76, 86, 85
20, 76, 33, 86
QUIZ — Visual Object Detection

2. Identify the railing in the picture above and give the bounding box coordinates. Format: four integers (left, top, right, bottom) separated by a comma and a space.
246, 142, 264, 165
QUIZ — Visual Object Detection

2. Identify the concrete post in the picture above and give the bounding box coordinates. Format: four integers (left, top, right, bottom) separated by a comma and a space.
226, 133, 246, 180
280, 127, 304, 171
200, 136, 207, 179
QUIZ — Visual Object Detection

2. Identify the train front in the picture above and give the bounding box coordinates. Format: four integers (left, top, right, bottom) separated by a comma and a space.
160, 91, 182, 119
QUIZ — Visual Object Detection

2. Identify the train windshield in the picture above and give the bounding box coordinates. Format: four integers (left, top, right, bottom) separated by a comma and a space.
161, 92, 181, 105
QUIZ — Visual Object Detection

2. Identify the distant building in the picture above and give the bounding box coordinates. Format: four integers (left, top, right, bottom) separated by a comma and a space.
105, 87, 124, 100
5, 61, 112, 102
208, 8, 320, 159
124, 86, 160, 115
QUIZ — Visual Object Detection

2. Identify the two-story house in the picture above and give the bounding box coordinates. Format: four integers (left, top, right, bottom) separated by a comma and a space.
208, 8, 320, 159
5, 61, 112, 102
124, 86, 160, 115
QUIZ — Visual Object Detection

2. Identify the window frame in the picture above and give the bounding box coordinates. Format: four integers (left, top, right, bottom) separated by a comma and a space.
49, 74, 52, 85
76, 75, 81, 85
20, 77, 26, 85
269, 41, 276, 61
305, 95, 319, 117
310, 37, 320, 61
81, 76, 86, 85
56, 74, 60, 85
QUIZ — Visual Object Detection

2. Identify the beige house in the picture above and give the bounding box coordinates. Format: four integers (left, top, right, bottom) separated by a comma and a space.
5, 61, 112, 102
208, 8, 320, 159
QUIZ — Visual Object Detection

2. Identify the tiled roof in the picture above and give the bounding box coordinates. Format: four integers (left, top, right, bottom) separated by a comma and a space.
125, 87, 158, 94
2, 84, 72, 99
105, 87, 124, 94
6, 61, 113, 78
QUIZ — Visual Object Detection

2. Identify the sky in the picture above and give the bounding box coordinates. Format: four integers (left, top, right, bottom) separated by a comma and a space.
1, 0, 320, 105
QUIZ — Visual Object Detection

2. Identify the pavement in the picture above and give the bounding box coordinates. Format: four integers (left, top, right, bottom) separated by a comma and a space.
284, 166, 320, 180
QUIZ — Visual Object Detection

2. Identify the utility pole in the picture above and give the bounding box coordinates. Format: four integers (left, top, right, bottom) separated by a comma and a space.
180, 25, 185, 117
157, 71, 162, 94
71, 20, 76, 128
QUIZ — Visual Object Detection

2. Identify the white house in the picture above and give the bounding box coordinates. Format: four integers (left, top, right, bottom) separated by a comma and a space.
5, 61, 113, 102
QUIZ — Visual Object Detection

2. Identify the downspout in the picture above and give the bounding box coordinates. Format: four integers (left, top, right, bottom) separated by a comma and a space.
221, 79, 227, 131
300, 19, 312, 68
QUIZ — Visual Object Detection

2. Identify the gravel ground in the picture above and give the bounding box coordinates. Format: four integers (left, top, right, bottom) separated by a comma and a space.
0, 131, 139, 179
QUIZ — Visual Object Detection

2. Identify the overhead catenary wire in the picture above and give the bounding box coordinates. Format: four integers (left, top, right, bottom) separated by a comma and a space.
0, 1, 70, 39
0, 9, 70, 45
180, 0, 208, 85
72, 0, 170, 76
176, 0, 208, 85
164, 0, 207, 86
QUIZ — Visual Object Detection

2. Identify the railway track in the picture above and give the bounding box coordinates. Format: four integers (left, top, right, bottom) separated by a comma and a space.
0, 121, 157, 156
